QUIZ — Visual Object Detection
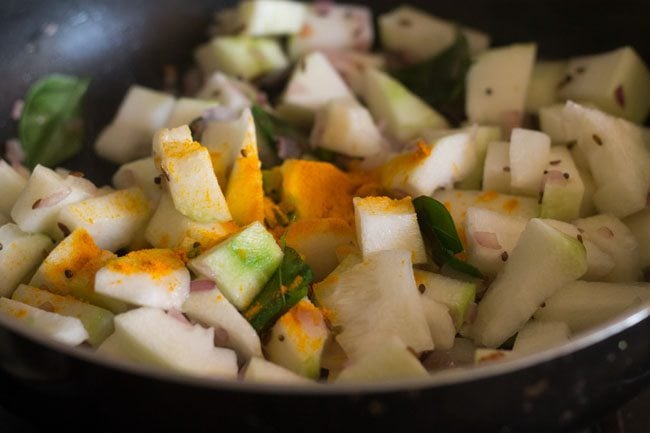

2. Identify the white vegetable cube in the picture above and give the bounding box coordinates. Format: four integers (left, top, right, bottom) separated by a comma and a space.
284, 218, 355, 282
466, 44, 536, 126
382, 133, 474, 196
379, 5, 490, 62
241, 357, 311, 384
540, 146, 585, 221
12, 284, 114, 347
624, 208, 650, 269
563, 102, 650, 218
471, 219, 587, 348
188, 221, 283, 310
313, 249, 433, 361
420, 297, 456, 350
482, 141, 512, 194
524, 61, 567, 113
535, 281, 650, 332
158, 132, 231, 223
145, 193, 238, 256
558, 46, 650, 123
0, 223, 53, 297
288, 4, 374, 59
182, 287, 262, 362
29, 229, 127, 313
164, 98, 219, 128
95, 86, 175, 164
509, 128, 551, 197
0, 160, 27, 215
310, 99, 385, 158
11, 165, 95, 239
112, 307, 238, 378
0, 297, 88, 346
414, 270, 476, 329
57, 188, 152, 252
195, 36, 288, 80
280, 51, 355, 124
463, 207, 527, 276
112, 157, 162, 203
239, 0, 307, 36
512, 321, 570, 354
264, 298, 328, 379
335, 335, 428, 383
95, 249, 190, 310
365, 68, 448, 142
573, 214, 641, 282
353, 196, 427, 264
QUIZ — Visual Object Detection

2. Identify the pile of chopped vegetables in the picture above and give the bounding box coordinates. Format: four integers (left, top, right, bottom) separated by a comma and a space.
2, 0, 650, 384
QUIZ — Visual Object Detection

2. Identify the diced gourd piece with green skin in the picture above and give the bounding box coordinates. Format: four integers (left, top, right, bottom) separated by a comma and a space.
512, 321, 570, 354
433, 190, 539, 234
239, 0, 307, 36
0, 224, 53, 297
182, 287, 262, 362
288, 4, 373, 60
158, 132, 231, 223
420, 297, 455, 350
242, 357, 312, 384
379, 5, 490, 62
542, 219, 615, 281
509, 128, 551, 197
482, 141, 512, 194
284, 218, 355, 282
573, 214, 641, 282
540, 146, 585, 221
29, 229, 127, 313
313, 250, 433, 361
462, 207, 527, 276
225, 109, 265, 226
188, 221, 283, 311
195, 36, 288, 81
112, 157, 162, 203
145, 192, 238, 258
264, 298, 328, 379
113, 307, 238, 378
95, 249, 190, 310
57, 188, 152, 252
11, 165, 95, 239
471, 219, 587, 348
310, 99, 386, 158
0, 297, 88, 346
474, 348, 511, 365
525, 61, 567, 113
164, 98, 219, 128
414, 270, 476, 329
382, 132, 474, 196
466, 44, 537, 127
535, 281, 650, 332
279, 51, 355, 126
558, 46, 650, 123
456, 126, 502, 190
624, 208, 650, 269
335, 335, 428, 383
353, 196, 427, 264
0, 160, 27, 215
12, 284, 114, 347
95, 86, 176, 164
563, 102, 650, 218
365, 68, 448, 142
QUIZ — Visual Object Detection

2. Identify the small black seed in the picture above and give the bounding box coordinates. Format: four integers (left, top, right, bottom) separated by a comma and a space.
64, 269, 73, 279
58, 223, 71, 237
549, 160, 562, 166
278, 334, 285, 342
154, 176, 162, 185
503, 166, 510, 172
592, 134, 603, 146
418, 283, 426, 294
501, 251, 509, 262
563, 172, 570, 179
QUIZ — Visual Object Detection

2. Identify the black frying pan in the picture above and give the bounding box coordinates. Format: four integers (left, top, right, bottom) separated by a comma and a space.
0, 1, 649, 432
